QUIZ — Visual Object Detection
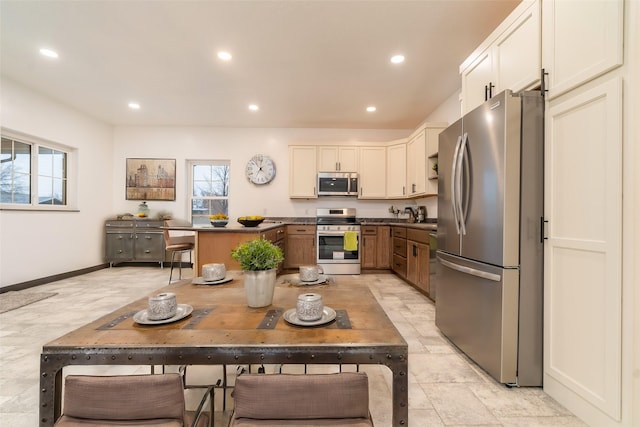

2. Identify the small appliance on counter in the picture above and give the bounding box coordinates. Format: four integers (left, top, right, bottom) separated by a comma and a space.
417, 206, 427, 223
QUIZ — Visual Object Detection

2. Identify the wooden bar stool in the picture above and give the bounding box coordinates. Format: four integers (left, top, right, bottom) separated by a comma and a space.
164, 220, 195, 284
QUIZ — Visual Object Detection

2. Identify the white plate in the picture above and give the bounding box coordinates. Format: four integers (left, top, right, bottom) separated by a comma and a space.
133, 304, 193, 325
294, 274, 329, 285
192, 276, 233, 285
283, 306, 336, 327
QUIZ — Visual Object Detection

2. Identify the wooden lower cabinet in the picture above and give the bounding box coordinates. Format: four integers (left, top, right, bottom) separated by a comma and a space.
361, 232, 377, 269
391, 226, 407, 278
406, 240, 430, 294
361, 225, 391, 269
264, 227, 286, 274
406, 228, 431, 296
284, 225, 316, 269
389, 225, 433, 297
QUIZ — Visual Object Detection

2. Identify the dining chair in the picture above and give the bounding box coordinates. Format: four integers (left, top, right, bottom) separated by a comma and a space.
229, 372, 374, 426
164, 219, 195, 283
54, 373, 213, 427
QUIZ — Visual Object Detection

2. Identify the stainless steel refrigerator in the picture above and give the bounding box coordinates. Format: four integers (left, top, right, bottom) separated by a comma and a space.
435, 90, 544, 386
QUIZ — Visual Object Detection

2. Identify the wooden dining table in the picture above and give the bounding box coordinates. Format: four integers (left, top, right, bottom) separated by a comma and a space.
39, 273, 408, 426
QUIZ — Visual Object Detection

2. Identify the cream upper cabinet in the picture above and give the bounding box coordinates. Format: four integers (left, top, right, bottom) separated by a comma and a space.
288, 146, 317, 198
386, 142, 407, 199
406, 126, 445, 197
461, 50, 494, 115
461, 0, 541, 113
494, 0, 540, 96
406, 129, 426, 196
542, 0, 623, 100
425, 128, 441, 195
358, 146, 386, 199
317, 146, 359, 172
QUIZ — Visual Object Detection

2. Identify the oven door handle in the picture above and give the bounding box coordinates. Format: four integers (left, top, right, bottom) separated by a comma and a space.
317, 232, 360, 237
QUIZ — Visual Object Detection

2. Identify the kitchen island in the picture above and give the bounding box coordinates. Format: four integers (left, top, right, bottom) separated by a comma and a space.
166, 222, 286, 275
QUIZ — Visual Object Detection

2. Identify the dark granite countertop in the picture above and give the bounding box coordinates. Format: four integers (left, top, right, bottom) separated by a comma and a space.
165, 217, 436, 231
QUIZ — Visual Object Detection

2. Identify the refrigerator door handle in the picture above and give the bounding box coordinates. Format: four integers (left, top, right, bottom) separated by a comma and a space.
456, 133, 469, 235
451, 135, 463, 235
438, 256, 501, 282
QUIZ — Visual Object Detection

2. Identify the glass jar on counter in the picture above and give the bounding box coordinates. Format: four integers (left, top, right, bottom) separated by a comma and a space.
137, 201, 150, 217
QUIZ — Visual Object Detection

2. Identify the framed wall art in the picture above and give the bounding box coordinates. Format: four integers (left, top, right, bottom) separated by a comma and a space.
126, 158, 176, 201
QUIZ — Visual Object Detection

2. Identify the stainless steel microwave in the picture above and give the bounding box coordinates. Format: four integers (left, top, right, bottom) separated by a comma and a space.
317, 172, 358, 196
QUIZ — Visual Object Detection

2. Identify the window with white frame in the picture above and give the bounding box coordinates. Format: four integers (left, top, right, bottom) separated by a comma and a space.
188, 160, 229, 226
1, 131, 74, 210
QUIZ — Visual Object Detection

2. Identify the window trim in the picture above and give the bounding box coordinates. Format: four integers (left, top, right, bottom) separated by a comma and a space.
1, 128, 78, 211
186, 159, 230, 225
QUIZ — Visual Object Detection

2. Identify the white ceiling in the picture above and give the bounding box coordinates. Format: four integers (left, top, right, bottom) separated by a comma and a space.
0, 0, 520, 129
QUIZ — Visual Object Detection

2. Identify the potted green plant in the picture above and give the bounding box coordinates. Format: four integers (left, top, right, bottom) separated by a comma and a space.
231, 238, 284, 307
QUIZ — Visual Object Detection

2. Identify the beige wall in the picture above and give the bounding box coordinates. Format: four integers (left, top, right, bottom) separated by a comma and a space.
111, 126, 412, 221
0, 78, 114, 287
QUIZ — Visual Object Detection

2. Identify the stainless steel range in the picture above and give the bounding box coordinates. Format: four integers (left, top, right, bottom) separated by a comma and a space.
316, 208, 360, 275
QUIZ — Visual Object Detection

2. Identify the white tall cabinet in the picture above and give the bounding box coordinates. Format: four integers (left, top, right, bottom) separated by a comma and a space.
545, 75, 623, 423
541, 1, 635, 426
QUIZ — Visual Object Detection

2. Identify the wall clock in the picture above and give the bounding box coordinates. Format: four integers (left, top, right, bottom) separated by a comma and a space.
245, 154, 276, 185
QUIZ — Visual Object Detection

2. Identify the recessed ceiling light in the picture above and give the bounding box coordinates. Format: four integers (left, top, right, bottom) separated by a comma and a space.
128, 102, 141, 110
366, 106, 377, 112
217, 51, 232, 61
39, 48, 59, 59
390, 54, 405, 64
248, 104, 259, 111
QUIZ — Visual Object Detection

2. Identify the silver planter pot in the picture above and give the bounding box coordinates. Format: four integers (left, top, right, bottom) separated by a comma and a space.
243, 268, 277, 308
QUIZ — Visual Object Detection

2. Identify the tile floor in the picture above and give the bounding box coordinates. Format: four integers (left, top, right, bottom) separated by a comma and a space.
0, 267, 587, 426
